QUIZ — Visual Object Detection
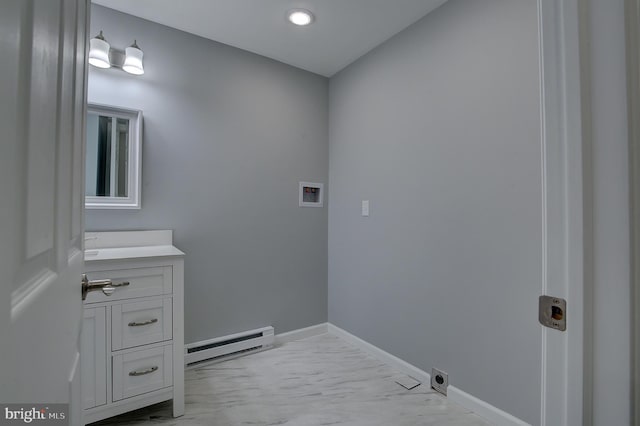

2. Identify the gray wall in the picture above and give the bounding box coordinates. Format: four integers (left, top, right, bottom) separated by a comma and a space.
328, 0, 541, 423
86, 5, 328, 343
588, 0, 632, 423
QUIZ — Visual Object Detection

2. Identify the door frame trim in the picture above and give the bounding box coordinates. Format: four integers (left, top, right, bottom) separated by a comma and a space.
625, 0, 640, 424
537, 0, 591, 424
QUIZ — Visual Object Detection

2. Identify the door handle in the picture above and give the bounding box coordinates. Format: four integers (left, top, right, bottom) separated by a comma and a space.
82, 274, 130, 300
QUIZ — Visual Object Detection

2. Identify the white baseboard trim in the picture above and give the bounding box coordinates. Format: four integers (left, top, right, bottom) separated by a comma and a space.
327, 323, 530, 426
275, 323, 329, 345
327, 323, 430, 383
448, 386, 530, 426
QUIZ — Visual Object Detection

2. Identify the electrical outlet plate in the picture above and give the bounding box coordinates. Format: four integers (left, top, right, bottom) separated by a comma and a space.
431, 368, 448, 396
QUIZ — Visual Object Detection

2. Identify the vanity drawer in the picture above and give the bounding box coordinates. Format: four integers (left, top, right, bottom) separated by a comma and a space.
112, 345, 173, 401
112, 298, 172, 351
83, 266, 172, 303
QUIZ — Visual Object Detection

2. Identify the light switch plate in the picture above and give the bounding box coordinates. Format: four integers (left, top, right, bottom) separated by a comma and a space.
362, 200, 369, 217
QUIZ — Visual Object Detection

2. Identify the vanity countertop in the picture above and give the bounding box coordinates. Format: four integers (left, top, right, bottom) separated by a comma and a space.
85, 245, 184, 262
84, 230, 184, 262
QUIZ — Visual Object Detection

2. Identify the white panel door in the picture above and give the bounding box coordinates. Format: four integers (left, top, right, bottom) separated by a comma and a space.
0, 0, 89, 424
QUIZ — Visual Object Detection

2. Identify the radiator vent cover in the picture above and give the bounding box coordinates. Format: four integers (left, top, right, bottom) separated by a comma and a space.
185, 326, 274, 367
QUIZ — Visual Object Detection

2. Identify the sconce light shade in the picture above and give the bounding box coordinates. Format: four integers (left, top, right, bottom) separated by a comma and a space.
88, 31, 111, 69
122, 41, 144, 75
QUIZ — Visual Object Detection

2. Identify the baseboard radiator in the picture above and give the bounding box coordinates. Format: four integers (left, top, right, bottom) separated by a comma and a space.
184, 326, 274, 367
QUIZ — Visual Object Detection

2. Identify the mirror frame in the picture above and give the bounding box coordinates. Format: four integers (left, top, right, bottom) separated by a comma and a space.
85, 103, 143, 209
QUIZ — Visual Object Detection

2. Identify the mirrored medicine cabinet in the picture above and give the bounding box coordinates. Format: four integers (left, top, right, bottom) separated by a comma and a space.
85, 104, 142, 209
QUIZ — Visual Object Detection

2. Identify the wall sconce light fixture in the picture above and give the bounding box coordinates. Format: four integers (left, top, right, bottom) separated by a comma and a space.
88, 30, 111, 69
122, 41, 144, 75
89, 31, 145, 75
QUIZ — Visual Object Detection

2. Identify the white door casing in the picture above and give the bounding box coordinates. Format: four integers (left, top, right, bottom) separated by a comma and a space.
0, 1, 89, 425
625, 0, 640, 424
538, 0, 588, 425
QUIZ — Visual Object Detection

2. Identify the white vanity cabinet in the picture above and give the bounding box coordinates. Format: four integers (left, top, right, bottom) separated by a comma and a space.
82, 231, 184, 425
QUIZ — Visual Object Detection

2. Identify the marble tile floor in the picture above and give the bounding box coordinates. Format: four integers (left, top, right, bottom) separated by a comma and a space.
91, 334, 492, 426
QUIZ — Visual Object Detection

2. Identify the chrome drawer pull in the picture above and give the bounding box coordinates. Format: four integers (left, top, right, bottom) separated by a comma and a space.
128, 366, 158, 376
128, 318, 158, 327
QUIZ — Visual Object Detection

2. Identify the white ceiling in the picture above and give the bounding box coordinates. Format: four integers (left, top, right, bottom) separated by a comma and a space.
91, 0, 448, 77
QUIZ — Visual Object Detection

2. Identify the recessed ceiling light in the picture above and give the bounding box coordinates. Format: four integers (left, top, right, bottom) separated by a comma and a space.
287, 9, 314, 26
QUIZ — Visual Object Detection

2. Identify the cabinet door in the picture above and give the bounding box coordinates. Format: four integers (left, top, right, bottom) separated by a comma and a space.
81, 307, 107, 409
